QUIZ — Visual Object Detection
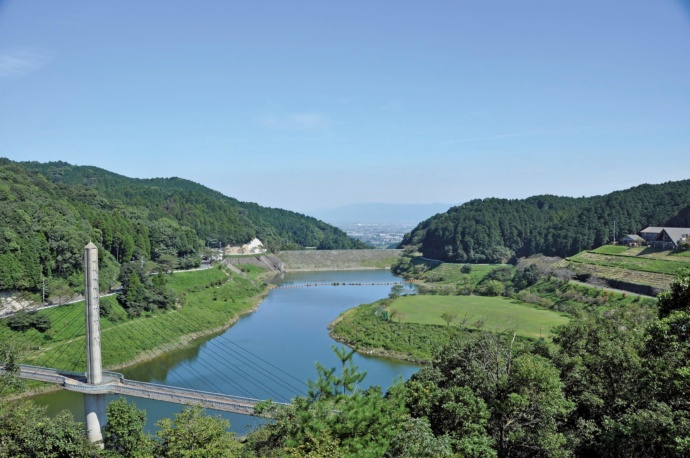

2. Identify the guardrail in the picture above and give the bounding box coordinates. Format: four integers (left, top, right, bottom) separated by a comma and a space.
3, 363, 285, 416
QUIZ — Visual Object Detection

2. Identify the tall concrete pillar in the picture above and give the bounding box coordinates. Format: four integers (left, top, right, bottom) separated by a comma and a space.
83, 242, 105, 447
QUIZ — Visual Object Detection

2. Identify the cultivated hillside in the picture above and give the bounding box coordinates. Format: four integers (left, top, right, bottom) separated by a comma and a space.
400, 180, 690, 263
563, 245, 690, 295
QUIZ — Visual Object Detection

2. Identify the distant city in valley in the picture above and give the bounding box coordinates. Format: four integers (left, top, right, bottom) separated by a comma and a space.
335, 222, 414, 249
309, 202, 452, 249
310, 202, 451, 247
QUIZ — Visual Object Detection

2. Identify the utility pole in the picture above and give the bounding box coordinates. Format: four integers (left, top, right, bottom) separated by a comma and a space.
613, 219, 617, 244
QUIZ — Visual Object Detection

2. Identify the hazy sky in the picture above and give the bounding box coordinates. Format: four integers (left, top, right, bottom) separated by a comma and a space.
1, 1, 688, 215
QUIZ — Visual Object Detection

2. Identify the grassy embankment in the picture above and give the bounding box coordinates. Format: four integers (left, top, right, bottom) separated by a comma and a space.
331, 257, 656, 363
565, 245, 690, 291
330, 301, 466, 363
330, 295, 569, 363
1, 265, 269, 394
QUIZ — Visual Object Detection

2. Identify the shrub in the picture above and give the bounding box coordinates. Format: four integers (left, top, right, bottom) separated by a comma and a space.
6, 311, 51, 332
6, 311, 33, 331
456, 285, 474, 295
479, 280, 505, 296
486, 266, 514, 282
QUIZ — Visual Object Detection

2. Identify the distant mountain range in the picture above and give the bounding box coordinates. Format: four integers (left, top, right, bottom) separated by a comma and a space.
310, 202, 454, 225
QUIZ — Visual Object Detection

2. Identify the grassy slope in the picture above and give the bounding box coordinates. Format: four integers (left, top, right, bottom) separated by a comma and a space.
330, 256, 661, 362
419, 263, 503, 284
330, 301, 467, 363
330, 260, 572, 363
570, 251, 690, 275
565, 245, 689, 290
390, 295, 569, 339
1, 267, 268, 375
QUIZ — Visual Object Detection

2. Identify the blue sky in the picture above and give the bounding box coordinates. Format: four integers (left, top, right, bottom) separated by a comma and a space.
0, 1, 689, 215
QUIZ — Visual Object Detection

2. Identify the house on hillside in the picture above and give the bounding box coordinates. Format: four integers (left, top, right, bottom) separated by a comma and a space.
620, 234, 645, 246
639, 227, 664, 243
646, 228, 690, 250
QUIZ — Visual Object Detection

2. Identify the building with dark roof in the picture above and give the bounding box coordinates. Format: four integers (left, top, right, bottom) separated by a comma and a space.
642, 227, 690, 250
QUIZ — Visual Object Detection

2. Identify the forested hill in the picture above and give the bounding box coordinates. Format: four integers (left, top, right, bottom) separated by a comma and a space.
0, 158, 365, 292
399, 180, 690, 263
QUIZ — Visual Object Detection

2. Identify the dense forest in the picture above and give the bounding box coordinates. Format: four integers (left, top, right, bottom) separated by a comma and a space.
0, 158, 365, 293
400, 180, 690, 263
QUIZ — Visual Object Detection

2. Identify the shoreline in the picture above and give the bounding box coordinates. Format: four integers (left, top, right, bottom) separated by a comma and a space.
6, 286, 272, 402
327, 311, 428, 365
7, 267, 403, 402
107, 287, 270, 372
328, 331, 429, 365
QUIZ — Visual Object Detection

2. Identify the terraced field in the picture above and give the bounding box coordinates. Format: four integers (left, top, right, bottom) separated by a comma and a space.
592, 245, 690, 262
565, 246, 689, 292
569, 251, 685, 276
566, 261, 673, 291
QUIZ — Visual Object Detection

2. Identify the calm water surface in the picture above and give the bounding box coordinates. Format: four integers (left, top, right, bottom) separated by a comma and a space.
30, 270, 420, 434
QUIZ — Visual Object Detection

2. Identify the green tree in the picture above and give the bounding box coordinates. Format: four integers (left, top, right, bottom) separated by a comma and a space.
154, 406, 242, 458
0, 401, 96, 457
0, 341, 23, 396
249, 348, 409, 458
103, 397, 152, 457
389, 284, 405, 300
633, 272, 690, 457
403, 380, 495, 457
6, 310, 33, 331
384, 417, 453, 458
411, 332, 573, 457
657, 269, 690, 318
551, 305, 651, 456
122, 270, 147, 316
480, 280, 505, 296
31, 312, 51, 332
440, 310, 457, 326
308, 346, 366, 400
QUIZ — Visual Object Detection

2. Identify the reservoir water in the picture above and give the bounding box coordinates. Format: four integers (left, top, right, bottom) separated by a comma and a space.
30, 270, 420, 434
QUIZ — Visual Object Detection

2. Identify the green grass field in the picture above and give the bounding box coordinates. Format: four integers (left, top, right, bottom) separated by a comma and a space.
389, 295, 569, 339
409, 258, 508, 284
591, 245, 629, 255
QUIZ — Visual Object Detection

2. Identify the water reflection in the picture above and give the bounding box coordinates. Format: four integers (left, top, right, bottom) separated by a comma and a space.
30, 270, 420, 434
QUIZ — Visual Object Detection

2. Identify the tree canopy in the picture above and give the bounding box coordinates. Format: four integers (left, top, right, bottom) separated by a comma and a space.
400, 180, 690, 263
0, 158, 365, 294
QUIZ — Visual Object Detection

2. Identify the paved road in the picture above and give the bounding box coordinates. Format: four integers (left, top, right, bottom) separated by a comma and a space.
0, 263, 216, 319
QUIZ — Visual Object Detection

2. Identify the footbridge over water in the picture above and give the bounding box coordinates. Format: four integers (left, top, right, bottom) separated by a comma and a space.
8, 364, 282, 416
1, 243, 299, 447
